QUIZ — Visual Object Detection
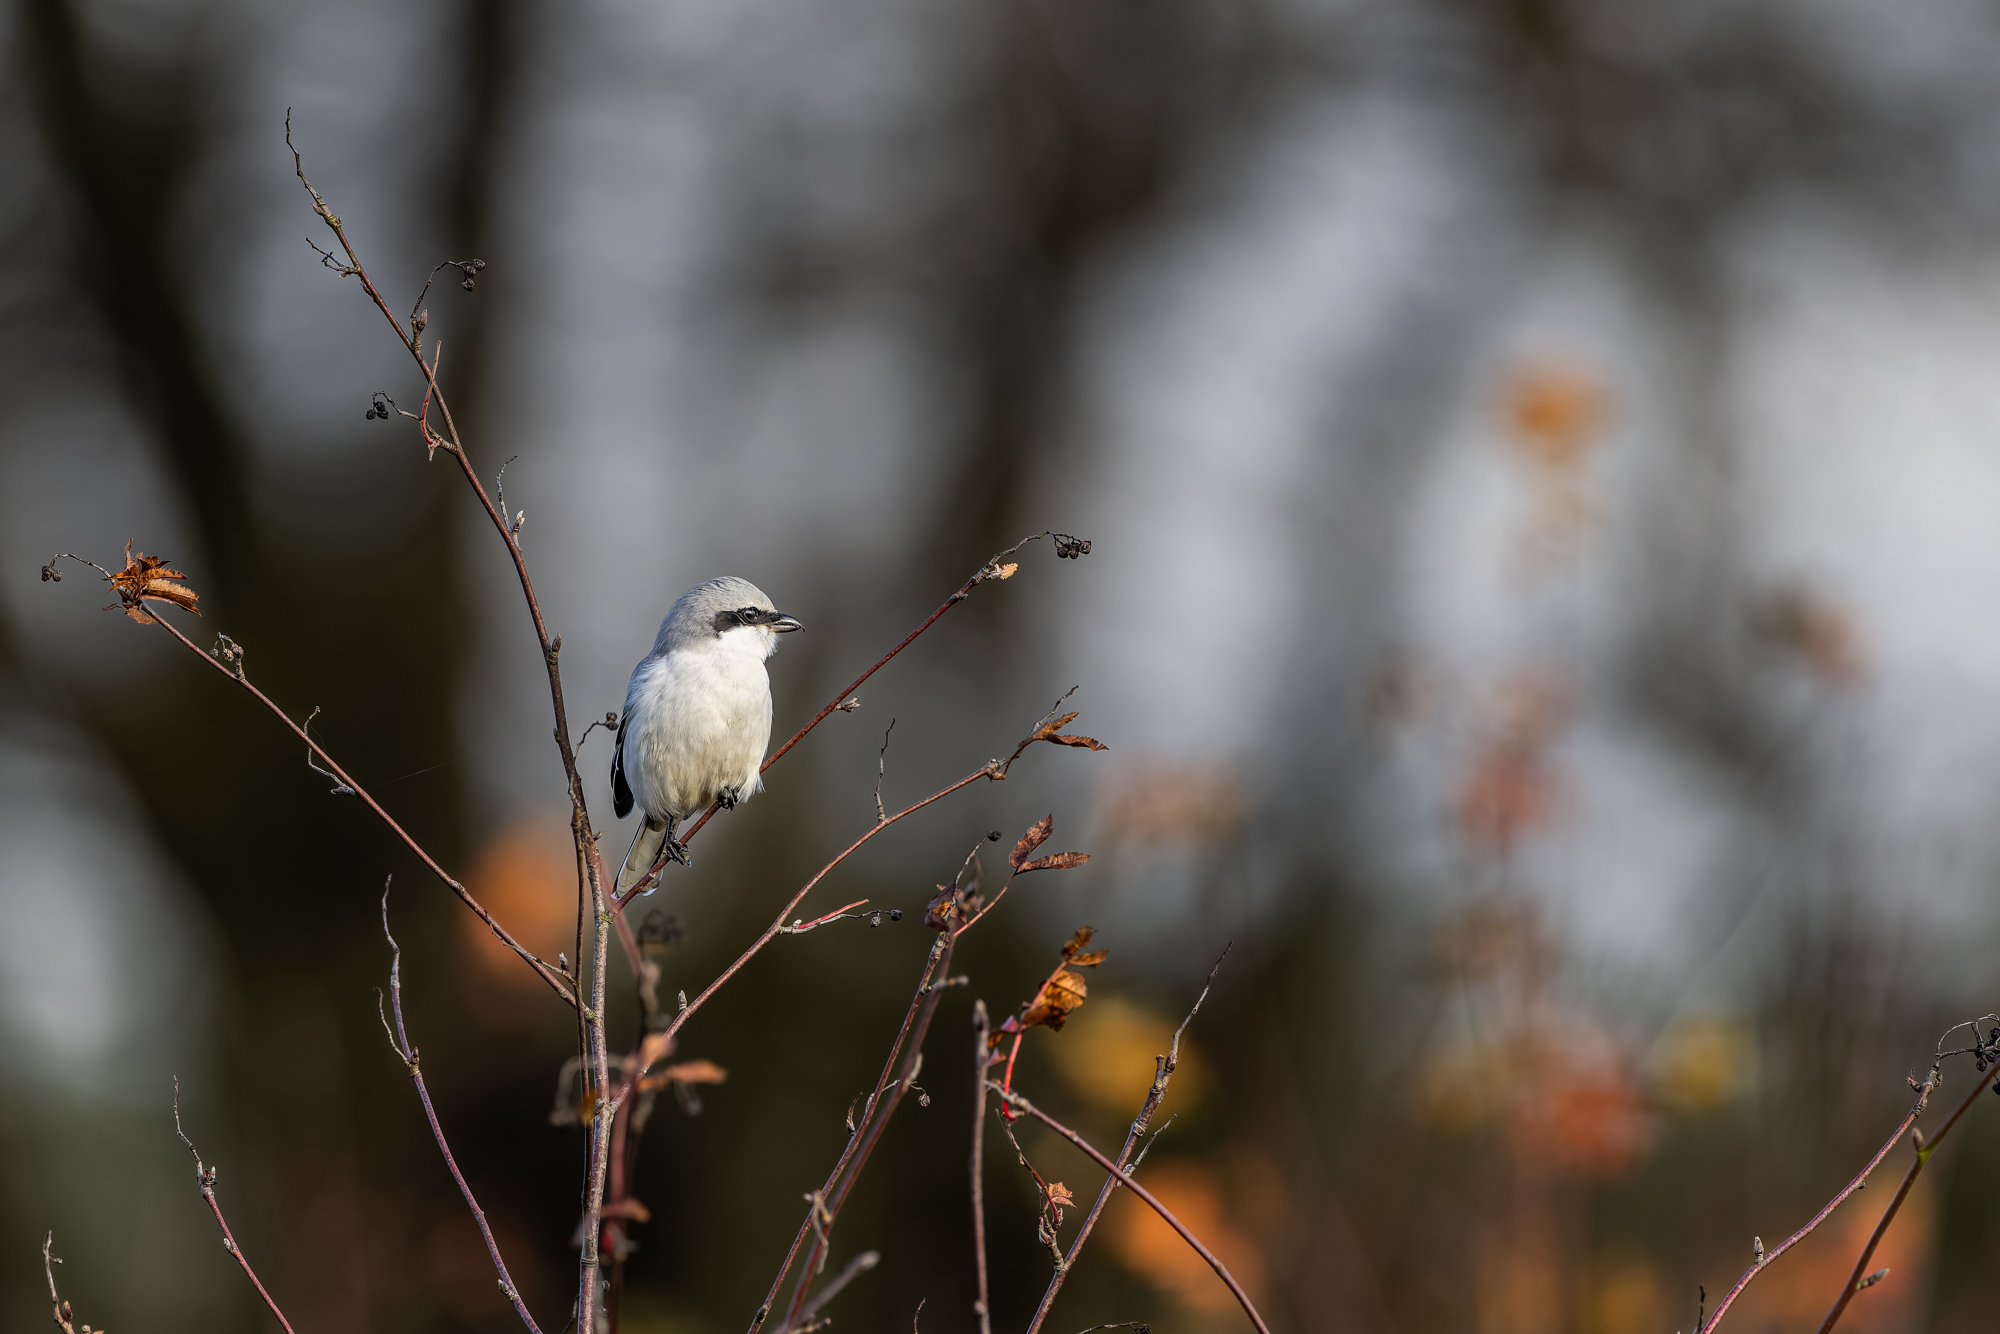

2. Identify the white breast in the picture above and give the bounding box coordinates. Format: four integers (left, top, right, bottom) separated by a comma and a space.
622, 627, 775, 822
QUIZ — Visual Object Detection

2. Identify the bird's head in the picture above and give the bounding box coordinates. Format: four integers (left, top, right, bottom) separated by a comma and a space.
659, 576, 802, 658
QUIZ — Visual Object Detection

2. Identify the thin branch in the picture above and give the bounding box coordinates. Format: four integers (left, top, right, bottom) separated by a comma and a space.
382, 882, 547, 1334
616, 690, 1094, 1122
43, 1233, 77, 1334
172, 1079, 299, 1334
142, 608, 575, 1005
996, 1087, 1271, 1334
1816, 1056, 2000, 1333
1024, 948, 1229, 1334
971, 1000, 994, 1334
782, 926, 961, 1326
876, 719, 897, 823
1699, 1064, 1946, 1333
776, 1250, 879, 1334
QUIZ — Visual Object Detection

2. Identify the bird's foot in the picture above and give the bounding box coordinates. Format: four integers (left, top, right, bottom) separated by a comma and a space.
664, 835, 692, 867
716, 786, 740, 811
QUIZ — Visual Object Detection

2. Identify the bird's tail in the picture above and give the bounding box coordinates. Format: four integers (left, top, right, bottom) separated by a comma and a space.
616, 817, 669, 899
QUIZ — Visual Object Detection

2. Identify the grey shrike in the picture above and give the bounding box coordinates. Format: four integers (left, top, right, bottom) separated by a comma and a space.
611, 576, 802, 895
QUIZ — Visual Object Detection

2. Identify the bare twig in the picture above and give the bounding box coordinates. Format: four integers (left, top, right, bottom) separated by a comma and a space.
971, 1000, 994, 1334
43, 1233, 77, 1334
302, 706, 357, 796
1816, 1044, 2000, 1333
775, 1250, 879, 1334
142, 609, 575, 1004
747, 916, 964, 1332
1699, 1063, 1948, 1333
996, 1086, 1271, 1334
381, 882, 547, 1333
171, 1079, 299, 1334
1024, 949, 1229, 1334
875, 719, 896, 823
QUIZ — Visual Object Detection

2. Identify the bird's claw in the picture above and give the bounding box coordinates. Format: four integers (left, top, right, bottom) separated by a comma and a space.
665, 836, 692, 867
716, 787, 740, 811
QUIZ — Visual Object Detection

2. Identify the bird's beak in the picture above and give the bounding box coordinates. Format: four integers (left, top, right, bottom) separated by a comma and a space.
770, 612, 804, 633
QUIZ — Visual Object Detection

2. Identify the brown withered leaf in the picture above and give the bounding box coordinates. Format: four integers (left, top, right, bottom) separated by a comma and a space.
1033, 712, 1080, 740
1044, 733, 1108, 750
661, 1059, 727, 1085
603, 1198, 653, 1223
637, 1059, 730, 1093
1045, 1181, 1075, 1218
1059, 926, 1096, 959
1019, 851, 1090, 875
1010, 816, 1054, 871
109, 540, 200, 623
925, 882, 967, 930
1020, 967, 1089, 1031
635, 1030, 675, 1073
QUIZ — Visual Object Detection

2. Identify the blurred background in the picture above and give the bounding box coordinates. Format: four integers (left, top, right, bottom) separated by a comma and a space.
6, 0, 2000, 1329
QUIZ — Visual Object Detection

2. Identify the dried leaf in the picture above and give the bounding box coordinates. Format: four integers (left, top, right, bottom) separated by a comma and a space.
1021, 967, 1089, 1031
1045, 1181, 1075, 1217
994, 563, 1017, 580
1010, 816, 1054, 871
1044, 733, 1108, 750
1066, 949, 1108, 967
1032, 712, 1081, 741
660, 1059, 728, 1085
109, 541, 200, 623
924, 882, 965, 931
1059, 926, 1095, 958
1019, 851, 1090, 875
636, 1030, 675, 1072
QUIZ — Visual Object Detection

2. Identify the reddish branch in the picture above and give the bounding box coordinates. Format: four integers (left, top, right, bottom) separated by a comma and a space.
290, 115, 621, 1332
761, 925, 960, 1331
1701, 1027, 2000, 1334
995, 1087, 1271, 1334
143, 610, 576, 1004
1023, 949, 1226, 1334
1816, 1056, 1999, 1334
380, 886, 546, 1333
171, 1080, 299, 1334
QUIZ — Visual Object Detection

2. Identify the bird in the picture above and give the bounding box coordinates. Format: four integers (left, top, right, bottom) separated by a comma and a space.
611, 576, 802, 897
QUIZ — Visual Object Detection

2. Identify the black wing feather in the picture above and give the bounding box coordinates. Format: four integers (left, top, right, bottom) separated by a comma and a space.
611, 712, 633, 818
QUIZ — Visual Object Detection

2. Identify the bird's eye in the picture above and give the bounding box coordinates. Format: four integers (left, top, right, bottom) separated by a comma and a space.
738, 607, 761, 622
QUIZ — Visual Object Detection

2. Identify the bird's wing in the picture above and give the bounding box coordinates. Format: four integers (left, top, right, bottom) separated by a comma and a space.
611, 709, 634, 819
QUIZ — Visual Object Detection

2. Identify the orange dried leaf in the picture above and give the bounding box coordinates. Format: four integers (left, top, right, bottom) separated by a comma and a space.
661, 1059, 728, 1085
1045, 732, 1108, 751
1021, 967, 1089, 1031
109, 541, 200, 623
1046, 1181, 1075, 1216
1060, 926, 1095, 957
1032, 712, 1081, 741
1010, 816, 1054, 871
1067, 948, 1109, 967
1020, 851, 1090, 875
636, 1031, 674, 1072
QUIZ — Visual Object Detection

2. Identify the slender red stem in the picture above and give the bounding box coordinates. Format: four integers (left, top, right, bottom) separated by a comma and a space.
998, 1088, 1272, 1334
381, 892, 546, 1332
145, 608, 575, 1004
1815, 1069, 1996, 1334
1699, 1075, 1939, 1334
